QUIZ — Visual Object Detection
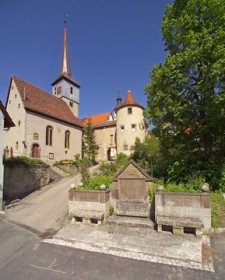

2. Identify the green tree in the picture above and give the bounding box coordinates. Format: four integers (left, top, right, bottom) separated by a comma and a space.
83, 118, 99, 163
130, 135, 162, 177
145, 0, 225, 184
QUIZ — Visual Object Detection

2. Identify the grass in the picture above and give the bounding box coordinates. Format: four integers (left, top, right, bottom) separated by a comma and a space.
211, 193, 225, 228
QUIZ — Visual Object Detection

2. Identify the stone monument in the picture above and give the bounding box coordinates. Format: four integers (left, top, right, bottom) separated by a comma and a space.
110, 160, 153, 218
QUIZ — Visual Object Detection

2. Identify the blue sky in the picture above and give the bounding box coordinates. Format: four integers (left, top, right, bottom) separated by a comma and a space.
0, 0, 173, 118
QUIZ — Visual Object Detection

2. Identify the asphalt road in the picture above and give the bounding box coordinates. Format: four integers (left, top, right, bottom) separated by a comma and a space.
4, 174, 81, 234
0, 219, 225, 280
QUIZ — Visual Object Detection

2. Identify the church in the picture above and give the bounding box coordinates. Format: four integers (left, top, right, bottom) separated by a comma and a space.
3, 23, 146, 163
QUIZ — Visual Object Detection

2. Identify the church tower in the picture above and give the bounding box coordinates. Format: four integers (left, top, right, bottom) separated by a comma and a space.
51, 21, 80, 117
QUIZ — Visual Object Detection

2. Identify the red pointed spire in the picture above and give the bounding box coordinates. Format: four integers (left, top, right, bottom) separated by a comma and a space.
61, 21, 72, 76
123, 90, 139, 106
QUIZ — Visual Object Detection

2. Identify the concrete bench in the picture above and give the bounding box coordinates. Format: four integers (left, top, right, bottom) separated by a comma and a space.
156, 215, 203, 236
72, 210, 104, 225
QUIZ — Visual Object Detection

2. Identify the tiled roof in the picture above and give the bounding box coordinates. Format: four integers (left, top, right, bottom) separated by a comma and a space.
83, 112, 112, 126
93, 120, 116, 129
117, 90, 143, 110
0, 100, 15, 128
11, 76, 83, 128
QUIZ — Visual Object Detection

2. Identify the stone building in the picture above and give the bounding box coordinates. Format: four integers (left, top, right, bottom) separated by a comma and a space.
4, 24, 83, 163
3, 23, 146, 163
84, 90, 146, 162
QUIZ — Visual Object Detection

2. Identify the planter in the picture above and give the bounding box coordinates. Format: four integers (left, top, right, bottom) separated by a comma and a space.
68, 189, 110, 222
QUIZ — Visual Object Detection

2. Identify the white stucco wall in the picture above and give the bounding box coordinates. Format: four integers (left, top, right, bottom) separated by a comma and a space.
94, 125, 116, 162
4, 80, 26, 158
0, 110, 4, 207
116, 106, 145, 155
25, 111, 82, 162
4, 80, 82, 163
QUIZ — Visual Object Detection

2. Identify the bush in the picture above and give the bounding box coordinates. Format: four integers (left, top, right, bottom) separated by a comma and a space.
55, 160, 73, 165
4, 156, 44, 167
83, 176, 112, 190
161, 176, 204, 193
96, 162, 117, 177
115, 153, 129, 170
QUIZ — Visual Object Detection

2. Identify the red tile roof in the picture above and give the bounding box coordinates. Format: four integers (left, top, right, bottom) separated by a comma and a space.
117, 90, 143, 110
10, 76, 83, 128
83, 112, 112, 126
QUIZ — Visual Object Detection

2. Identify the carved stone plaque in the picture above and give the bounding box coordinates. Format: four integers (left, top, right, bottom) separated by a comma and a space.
116, 200, 150, 217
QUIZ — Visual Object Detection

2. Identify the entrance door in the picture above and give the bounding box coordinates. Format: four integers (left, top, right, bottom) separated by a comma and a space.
32, 144, 40, 158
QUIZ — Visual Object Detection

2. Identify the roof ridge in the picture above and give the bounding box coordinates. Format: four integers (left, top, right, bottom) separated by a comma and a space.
12, 76, 83, 128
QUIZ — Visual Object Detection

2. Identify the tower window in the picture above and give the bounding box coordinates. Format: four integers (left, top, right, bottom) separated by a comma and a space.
131, 124, 136, 131
65, 130, 70, 149
16, 141, 19, 150
110, 134, 113, 145
54, 87, 57, 94
70, 87, 73, 94
128, 107, 132, 114
123, 144, 128, 151
120, 125, 125, 133
46, 126, 53, 146
69, 101, 73, 107
18, 103, 20, 108
18, 121, 21, 127
57, 86, 61, 95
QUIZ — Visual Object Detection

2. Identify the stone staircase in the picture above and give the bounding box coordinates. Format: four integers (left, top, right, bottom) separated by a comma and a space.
50, 165, 69, 182
105, 216, 155, 229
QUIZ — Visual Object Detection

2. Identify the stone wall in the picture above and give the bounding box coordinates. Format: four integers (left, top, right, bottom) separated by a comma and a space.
155, 191, 211, 232
4, 164, 50, 201
68, 189, 110, 219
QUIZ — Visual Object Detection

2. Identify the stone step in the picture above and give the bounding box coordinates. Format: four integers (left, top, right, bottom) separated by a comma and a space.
50, 165, 70, 178
105, 215, 155, 229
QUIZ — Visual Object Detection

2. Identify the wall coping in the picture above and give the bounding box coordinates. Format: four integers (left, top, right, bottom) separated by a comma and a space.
69, 189, 110, 194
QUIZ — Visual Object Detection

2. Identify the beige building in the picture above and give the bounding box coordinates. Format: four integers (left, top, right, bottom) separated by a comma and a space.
3, 23, 146, 163
84, 90, 146, 162
4, 24, 83, 163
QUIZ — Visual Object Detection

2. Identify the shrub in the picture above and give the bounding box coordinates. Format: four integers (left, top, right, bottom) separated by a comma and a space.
4, 156, 44, 167
96, 162, 117, 177
109, 205, 114, 216
115, 153, 129, 170
83, 176, 112, 190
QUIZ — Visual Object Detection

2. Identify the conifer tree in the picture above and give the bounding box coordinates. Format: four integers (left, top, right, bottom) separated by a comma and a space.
83, 118, 99, 163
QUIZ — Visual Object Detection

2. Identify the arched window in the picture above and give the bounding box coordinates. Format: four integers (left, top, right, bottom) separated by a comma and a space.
46, 126, 53, 146
65, 130, 70, 149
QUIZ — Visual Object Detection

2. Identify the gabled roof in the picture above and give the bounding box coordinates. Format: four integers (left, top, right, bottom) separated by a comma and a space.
0, 101, 15, 128
9, 76, 83, 128
83, 112, 113, 126
51, 73, 80, 88
113, 159, 153, 181
116, 90, 143, 111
